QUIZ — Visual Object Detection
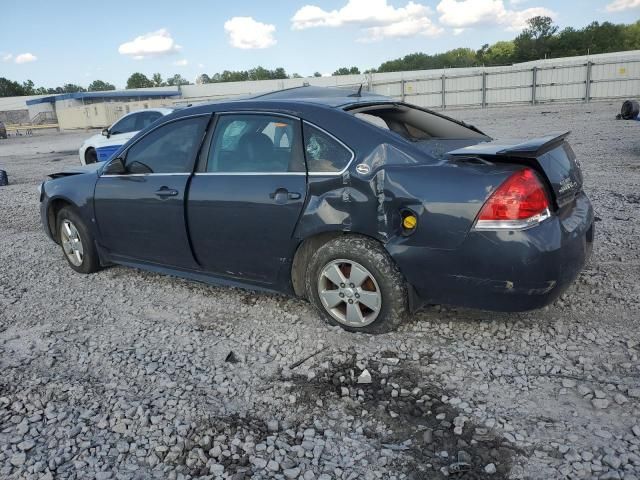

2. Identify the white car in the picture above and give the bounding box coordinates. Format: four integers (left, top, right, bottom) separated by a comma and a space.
78, 108, 174, 165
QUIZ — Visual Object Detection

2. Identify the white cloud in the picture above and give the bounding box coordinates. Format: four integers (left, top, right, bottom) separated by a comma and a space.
224, 17, 276, 49
198, 63, 205, 69
292, 0, 442, 41
118, 29, 182, 59
15, 53, 37, 64
2, 53, 13, 62
436, 0, 553, 31
606, 0, 640, 11
173, 59, 189, 66
360, 17, 443, 42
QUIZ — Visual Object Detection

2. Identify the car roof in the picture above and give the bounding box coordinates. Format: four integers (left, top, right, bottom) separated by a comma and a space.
190, 86, 395, 110
120, 107, 174, 118
248, 85, 391, 106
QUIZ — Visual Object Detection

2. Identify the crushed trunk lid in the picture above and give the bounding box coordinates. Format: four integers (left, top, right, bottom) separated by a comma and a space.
447, 131, 583, 208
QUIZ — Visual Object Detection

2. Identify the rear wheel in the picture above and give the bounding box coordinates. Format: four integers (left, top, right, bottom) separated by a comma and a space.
306, 236, 407, 334
84, 148, 97, 165
56, 207, 100, 274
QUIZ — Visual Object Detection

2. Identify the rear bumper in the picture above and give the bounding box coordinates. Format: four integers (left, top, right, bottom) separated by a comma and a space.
388, 192, 594, 312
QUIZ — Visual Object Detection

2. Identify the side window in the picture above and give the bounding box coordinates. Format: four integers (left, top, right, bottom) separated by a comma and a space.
303, 124, 352, 173
110, 113, 138, 135
125, 116, 208, 174
207, 114, 304, 173
136, 111, 163, 130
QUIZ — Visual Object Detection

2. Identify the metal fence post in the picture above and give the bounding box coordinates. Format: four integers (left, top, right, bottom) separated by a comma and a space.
401, 79, 405, 102
585, 61, 592, 103
441, 73, 446, 109
481, 71, 487, 108
532, 67, 537, 105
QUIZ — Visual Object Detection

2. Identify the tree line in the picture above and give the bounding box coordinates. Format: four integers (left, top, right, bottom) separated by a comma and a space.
377, 17, 640, 72
1, 17, 638, 97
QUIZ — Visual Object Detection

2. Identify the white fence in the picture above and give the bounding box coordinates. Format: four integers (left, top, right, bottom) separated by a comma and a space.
173, 51, 640, 110
368, 58, 640, 109
1, 51, 638, 128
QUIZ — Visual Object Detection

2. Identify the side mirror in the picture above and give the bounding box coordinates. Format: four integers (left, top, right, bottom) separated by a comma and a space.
101, 128, 110, 138
102, 157, 126, 175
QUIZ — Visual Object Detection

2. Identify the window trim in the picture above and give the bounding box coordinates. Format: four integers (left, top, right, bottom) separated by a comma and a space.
203, 111, 306, 175
99, 113, 211, 178
302, 120, 355, 177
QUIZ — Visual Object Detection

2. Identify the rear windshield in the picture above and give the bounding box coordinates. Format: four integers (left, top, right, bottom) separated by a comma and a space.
348, 105, 487, 142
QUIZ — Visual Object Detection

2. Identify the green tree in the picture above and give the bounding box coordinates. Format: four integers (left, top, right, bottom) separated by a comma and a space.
514, 16, 559, 61
313, 72, 322, 77
481, 41, 516, 65
152, 73, 165, 87
166, 74, 189, 86
333, 66, 360, 75
21, 80, 36, 95
623, 20, 640, 50
62, 84, 86, 93
273, 67, 287, 79
291, 73, 303, 78
197, 74, 211, 84
126, 72, 154, 89
88, 80, 116, 91
0, 77, 25, 97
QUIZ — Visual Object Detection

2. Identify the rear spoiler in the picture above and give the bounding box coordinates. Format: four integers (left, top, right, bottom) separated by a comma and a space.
447, 131, 570, 159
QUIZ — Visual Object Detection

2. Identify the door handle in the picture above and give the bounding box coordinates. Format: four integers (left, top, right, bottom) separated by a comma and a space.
155, 187, 179, 198
270, 188, 301, 203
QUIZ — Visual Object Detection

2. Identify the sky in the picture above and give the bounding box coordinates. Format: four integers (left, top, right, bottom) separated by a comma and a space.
1, 0, 639, 89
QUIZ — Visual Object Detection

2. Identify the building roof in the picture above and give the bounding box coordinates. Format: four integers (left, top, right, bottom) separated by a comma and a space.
26, 90, 181, 106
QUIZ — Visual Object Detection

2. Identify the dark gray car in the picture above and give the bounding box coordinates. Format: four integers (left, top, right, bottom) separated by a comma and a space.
39, 86, 594, 333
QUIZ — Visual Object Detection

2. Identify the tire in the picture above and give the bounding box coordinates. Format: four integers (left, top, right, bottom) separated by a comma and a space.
56, 207, 100, 274
84, 148, 98, 165
305, 235, 408, 334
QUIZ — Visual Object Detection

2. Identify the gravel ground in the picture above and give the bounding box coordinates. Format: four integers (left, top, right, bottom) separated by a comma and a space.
0, 102, 639, 480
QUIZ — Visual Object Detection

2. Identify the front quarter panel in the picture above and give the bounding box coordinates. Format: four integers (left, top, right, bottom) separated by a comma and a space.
41, 172, 99, 241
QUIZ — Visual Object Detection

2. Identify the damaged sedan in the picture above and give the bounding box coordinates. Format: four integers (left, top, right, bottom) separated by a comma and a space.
40, 86, 594, 333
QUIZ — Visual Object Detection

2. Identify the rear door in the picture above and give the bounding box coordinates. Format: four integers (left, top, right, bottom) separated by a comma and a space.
187, 113, 307, 284
94, 115, 209, 268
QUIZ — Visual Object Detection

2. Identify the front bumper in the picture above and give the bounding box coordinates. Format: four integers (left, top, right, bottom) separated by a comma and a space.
388, 192, 594, 312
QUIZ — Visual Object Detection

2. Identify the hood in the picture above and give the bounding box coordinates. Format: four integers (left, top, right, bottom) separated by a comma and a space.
48, 162, 103, 179
82, 133, 103, 145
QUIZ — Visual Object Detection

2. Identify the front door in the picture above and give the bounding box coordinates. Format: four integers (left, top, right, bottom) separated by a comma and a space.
94, 115, 209, 268
188, 113, 307, 284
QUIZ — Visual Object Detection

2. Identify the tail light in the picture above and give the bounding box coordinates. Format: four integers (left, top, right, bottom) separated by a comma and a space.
474, 168, 551, 230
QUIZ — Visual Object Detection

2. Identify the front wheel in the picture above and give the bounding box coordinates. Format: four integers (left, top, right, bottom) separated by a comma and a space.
56, 207, 100, 274
305, 236, 408, 334
84, 148, 97, 165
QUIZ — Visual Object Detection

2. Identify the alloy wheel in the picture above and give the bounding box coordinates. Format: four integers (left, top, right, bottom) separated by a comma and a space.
60, 219, 84, 267
317, 259, 381, 327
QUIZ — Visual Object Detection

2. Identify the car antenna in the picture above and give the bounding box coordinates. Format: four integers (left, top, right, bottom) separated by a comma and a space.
348, 83, 363, 97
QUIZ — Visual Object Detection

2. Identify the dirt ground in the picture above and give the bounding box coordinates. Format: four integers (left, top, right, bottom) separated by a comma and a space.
0, 101, 639, 480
